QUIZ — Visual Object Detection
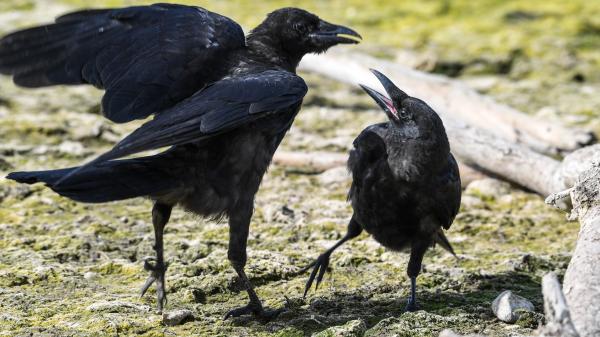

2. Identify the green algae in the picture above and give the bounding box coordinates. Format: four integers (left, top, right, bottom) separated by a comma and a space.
0, 0, 598, 336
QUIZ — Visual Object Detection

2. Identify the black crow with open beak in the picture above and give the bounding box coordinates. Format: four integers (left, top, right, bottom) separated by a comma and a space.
304, 69, 460, 311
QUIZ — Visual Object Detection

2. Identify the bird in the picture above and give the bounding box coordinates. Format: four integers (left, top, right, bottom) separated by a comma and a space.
303, 69, 461, 312
0, 3, 361, 319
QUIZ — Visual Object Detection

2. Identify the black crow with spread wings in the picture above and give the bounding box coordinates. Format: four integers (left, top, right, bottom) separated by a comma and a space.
304, 70, 461, 312
2, 3, 361, 319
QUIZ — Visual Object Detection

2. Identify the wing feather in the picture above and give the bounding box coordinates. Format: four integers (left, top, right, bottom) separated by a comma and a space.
0, 4, 245, 123
59, 71, 307, 183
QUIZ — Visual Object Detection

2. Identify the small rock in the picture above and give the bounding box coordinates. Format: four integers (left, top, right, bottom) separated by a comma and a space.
57, 141, 85, 156
312, 319, 366, 337
83, 272, 98, 280
162, 309, 194, 326
460, 195, 485, 209
491, 290, 535, 323
466, 178, 511, 198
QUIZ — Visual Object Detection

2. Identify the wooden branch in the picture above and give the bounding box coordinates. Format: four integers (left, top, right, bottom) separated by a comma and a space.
275, 144, 598, 198
547, 164, 600, 337
446, 119, 562, 197
273, 150, 485, 187
272, 151, 347, 173
537, 273, 579, 337
299, 51, 596, 154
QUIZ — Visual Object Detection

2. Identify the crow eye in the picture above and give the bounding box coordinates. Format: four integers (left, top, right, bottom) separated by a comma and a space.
294, 23, 308, 35
399, 107, 410, 119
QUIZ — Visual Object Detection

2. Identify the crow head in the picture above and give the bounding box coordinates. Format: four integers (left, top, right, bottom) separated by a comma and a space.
360, 69, 451, 180
359, 69, 447, 141
249, 8, 361, 63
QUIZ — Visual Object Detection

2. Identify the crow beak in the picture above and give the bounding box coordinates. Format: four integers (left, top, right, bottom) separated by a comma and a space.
360, 69, 409, 121
310, 20, 362, 44
360, 84, 399, 121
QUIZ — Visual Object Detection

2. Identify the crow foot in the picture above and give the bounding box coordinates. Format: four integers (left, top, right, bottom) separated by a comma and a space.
302, 252, 331, 297
224, 301, 284, 321
140, 257, 169, 312
405, 298, 419, 312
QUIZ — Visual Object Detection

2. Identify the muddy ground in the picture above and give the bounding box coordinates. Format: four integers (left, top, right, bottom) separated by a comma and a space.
0, 1, 599, 336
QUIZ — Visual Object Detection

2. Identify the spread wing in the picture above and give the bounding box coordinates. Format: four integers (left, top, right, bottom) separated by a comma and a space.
0, 3, 245, 123
60, 70, 307, 182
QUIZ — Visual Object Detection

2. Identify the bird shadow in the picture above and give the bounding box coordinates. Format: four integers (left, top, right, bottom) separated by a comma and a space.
227, 270, 543, 336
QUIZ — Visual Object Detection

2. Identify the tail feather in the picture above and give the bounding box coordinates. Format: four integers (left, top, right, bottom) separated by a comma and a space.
6, 157, 179, 203
433, 229, 457, 258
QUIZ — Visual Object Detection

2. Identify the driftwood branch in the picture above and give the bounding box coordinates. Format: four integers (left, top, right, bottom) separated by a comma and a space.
546, 154, 600, 337
537, 273, 579, 337
299, 51, 595, 154
273, 150, 486, 187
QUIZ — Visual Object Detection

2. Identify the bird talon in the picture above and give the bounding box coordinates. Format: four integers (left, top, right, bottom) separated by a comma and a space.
140, 258, 168, 312
143, 257, 157, 271
405, 300, 419, 312
224, 303, 284, 321
303, 253, 331, 297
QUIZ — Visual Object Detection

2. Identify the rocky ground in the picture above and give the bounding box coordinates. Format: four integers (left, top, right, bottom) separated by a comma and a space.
0, 1, 598, 336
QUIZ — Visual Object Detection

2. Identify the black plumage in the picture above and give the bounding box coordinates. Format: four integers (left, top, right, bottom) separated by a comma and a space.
2, 3, 361, 319
304, 69, 461, 311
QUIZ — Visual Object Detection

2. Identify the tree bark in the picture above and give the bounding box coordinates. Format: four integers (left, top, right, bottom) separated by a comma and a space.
537, 273, 580, 337
546, 158, 600, 337
298, 51, 596, 154
273, 150, 487, 187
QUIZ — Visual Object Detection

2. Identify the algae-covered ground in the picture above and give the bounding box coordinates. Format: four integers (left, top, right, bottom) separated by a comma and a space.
0, 1, 598, 336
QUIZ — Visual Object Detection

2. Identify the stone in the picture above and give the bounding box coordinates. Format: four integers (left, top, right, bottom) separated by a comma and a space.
57, 141, 85, 156
83, 272, 98, 280
162, 309, 194, 326
491, 290, 535, 323
312, 319, 366, 337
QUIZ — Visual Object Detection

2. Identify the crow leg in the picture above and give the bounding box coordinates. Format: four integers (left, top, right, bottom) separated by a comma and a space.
405, 240, 429, 312
140, 202, 172, 312
303, 217, 362, 296
224, 204, 283, 321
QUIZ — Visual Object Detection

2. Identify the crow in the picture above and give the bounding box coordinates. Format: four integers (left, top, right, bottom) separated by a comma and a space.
304, 69, 461, 311
1, 3, 361, 319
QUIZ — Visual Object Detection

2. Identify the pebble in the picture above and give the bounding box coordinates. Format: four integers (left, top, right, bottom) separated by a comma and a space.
162, 309, 194, 326
491, 290, 535, 323
83, 272, 98, 280
57, 141, 85, 156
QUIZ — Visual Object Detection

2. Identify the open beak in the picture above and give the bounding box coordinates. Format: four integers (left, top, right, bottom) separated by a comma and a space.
310, 20, 362, 44
359, 80, 398, 121
360, 69, 408, 121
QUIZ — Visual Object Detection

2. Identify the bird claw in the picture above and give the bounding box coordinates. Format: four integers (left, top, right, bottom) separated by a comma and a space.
223, 302, 285, 321
140, 257, 168, 312
405, 298, 419, 312
303, 253, 331, 297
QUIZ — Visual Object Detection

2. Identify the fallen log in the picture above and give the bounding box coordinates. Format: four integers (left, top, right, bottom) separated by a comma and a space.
536, 273, 580, 337
273, 150, 486, 187
299, 51, 596, 154
273, 143, 599, 197
546, 154, 600, 337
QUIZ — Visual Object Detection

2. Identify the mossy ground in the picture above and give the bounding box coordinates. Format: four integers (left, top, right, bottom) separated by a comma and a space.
0, 1, 598, 336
